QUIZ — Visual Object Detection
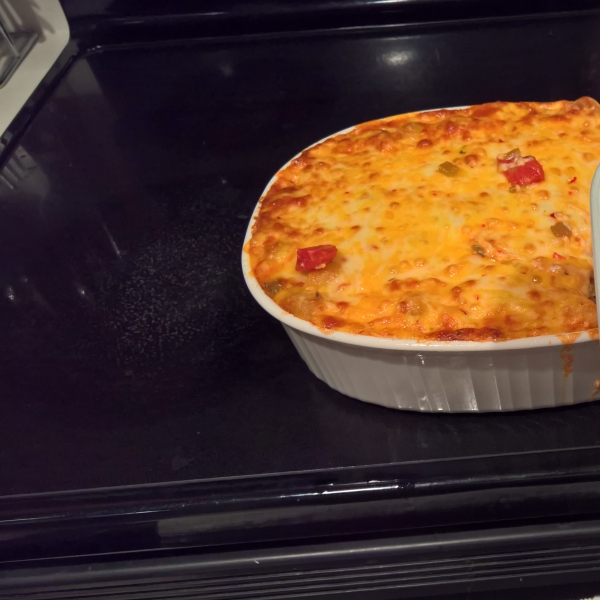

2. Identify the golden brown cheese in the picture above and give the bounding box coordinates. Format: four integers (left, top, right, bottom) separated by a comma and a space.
247, 98, 600, 341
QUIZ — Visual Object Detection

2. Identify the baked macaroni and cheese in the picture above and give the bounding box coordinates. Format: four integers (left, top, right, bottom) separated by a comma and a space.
246, 98, 600, 341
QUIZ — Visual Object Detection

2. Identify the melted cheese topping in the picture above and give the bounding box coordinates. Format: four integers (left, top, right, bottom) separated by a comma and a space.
248, 98, 600, 341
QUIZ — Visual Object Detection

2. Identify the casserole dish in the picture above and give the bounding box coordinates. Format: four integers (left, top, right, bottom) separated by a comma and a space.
242, 113, 600, 412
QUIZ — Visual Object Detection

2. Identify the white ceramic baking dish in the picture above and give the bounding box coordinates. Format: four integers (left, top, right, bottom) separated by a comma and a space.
241, 118, 600, 412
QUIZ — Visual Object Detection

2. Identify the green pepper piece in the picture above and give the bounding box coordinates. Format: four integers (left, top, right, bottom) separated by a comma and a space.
438, 161, 460, 177
551, 222, 572, 238
472, 244, 486, 257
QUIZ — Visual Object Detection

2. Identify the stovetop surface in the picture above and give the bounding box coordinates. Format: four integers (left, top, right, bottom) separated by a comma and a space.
3, 9, 600, 497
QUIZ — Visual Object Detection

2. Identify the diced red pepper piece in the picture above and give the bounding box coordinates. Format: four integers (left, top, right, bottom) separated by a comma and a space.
553, 252, 564, 260
505, 159, 545, 186
296, 245, 337, 271
497, 149, 545, 187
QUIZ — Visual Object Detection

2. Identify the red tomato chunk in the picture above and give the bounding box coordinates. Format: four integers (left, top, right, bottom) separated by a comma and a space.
296, 245, 337, 271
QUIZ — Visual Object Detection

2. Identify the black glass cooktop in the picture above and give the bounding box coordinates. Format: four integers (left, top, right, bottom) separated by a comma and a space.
3, 10, 600, 497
